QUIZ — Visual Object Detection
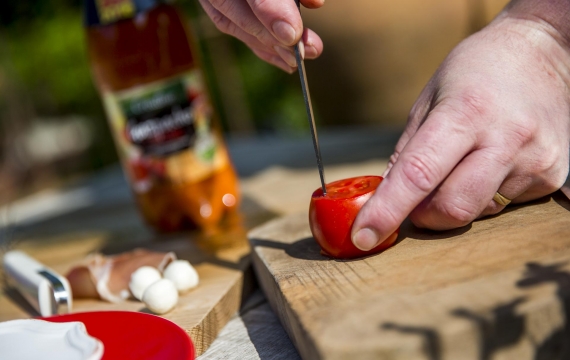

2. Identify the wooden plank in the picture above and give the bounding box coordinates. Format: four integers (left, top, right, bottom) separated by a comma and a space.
249, 192, 570, 360
1, 223, 252, 357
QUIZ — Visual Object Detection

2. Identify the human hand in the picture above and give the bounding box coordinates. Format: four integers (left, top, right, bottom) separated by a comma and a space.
351, 13, 570, 251
197, 0, 324, 73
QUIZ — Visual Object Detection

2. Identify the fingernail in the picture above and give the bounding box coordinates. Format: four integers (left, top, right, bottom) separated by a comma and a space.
353, 228, 380, 251
274, 46, 297, 68
272, 21, 297, 45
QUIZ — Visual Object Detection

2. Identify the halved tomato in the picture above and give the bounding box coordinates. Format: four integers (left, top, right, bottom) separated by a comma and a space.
309, 176, 399, 259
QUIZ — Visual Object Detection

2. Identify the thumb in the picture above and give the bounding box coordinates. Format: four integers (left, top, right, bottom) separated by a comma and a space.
351, 110, 474, 251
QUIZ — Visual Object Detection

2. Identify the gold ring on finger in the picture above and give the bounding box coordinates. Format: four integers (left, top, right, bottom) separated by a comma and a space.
493, 191, 512, 206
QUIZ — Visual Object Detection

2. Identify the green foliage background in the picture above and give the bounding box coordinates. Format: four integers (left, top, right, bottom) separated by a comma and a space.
0, 0, 308, 174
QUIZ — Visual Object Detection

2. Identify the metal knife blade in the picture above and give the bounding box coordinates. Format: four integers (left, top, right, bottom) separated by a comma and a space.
294, 0, 327, 196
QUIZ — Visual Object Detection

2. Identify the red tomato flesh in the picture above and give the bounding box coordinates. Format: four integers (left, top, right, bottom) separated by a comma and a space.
309, 175, 399, 259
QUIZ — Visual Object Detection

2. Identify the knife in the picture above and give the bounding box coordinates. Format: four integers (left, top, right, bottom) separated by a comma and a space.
3, 250, 72, 316
294, 0, 327, 196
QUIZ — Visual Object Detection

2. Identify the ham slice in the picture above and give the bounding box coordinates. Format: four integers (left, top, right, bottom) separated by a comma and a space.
66, 249, 176, 303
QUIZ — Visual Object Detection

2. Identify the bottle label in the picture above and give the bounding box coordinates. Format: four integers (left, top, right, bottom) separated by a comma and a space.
103, 71, 229, 192
121, 80, 195, 157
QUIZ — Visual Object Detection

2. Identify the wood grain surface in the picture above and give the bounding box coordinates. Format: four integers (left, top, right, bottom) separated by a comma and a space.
249, 192, 570, 360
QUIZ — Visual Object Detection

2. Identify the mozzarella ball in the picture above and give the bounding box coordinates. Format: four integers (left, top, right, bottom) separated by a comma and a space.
142, 279, 178, 314
163, 260, 199, 293
129, 266, 162, 300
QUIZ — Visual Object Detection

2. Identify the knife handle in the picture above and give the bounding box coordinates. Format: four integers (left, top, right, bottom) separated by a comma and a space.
3, 250, 72, 316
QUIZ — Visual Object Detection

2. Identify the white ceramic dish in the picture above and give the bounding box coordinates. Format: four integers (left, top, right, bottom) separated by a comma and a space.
0, 319, 104, 360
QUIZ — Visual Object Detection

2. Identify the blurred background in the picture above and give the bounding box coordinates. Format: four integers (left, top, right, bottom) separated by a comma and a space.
0, 0, 509, 206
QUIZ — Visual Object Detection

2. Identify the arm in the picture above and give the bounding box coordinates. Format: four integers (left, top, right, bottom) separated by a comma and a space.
352, 0, 570, 250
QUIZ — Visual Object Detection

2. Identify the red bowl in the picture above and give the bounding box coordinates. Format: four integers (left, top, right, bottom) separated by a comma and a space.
42, 311, 194, 360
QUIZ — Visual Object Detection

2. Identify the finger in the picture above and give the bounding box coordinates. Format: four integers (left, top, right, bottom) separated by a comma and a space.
199, 0, 298, 68
274, 46, 298, 68
251, 48, 295, 73
482, 144, 568, 210
409, 148, 514, 230
303, 29, 324, 59
254, 29, 323, 70
383, 83, 436, 177
245, 0, 304, 46
203, 0, 281, 47
478, 176, 533, 218
492, 171, 566, 207
507, 147, 569, 204
351, 108, 477, 251
476, 172, 555, 220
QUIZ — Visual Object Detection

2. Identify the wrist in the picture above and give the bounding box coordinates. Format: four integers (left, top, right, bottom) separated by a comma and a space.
485, 0, 570, 88
499, 0, 570, 46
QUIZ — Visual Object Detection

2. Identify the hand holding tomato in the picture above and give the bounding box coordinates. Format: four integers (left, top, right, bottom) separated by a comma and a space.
309, 176, 399, 259
351, 3, 570, 252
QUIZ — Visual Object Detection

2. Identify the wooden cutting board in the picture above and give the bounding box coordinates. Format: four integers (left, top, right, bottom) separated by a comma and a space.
249, 192, 570, 360
0, 224, 252, 356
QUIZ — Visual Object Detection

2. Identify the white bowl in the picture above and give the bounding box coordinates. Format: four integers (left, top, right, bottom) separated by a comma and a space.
0, 319, 104, 360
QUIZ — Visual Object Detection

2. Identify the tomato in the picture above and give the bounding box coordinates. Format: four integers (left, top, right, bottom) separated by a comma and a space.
309, 175, 399, 259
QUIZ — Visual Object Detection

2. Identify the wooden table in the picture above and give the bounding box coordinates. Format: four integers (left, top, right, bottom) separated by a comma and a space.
7, 126, 565, 359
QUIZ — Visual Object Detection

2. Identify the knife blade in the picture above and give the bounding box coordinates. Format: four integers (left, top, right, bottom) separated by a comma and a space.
294, 0, 327, 196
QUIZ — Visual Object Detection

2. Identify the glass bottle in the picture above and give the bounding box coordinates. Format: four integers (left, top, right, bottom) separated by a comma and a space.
84, 0, 240, 233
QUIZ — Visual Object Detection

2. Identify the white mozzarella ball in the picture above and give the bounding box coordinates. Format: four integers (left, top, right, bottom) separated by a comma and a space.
163, 260, 199, 293
129, 266, 162, 300
142, 279, 178, 314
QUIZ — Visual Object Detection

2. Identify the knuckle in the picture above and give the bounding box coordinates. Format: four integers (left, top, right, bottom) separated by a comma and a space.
248, 24, 266, 42
445, 90, 490, 124
363, 199, 401, 233
439, 200, 479, 226
210, 13, 233, 34
538, 158, 568, 192
233, 17, 270, 45
521, 144, 567, 191
209, 0, 267, 40
210, 0, 230, 9
507, 119, 536, 146
460, 92, 487, 118
411, 199, 478, 230
535, 149, 559, 175
400, 153, 440, 194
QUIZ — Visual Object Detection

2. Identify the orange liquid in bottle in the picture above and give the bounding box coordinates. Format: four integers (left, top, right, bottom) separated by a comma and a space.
85, 2, 240, 233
